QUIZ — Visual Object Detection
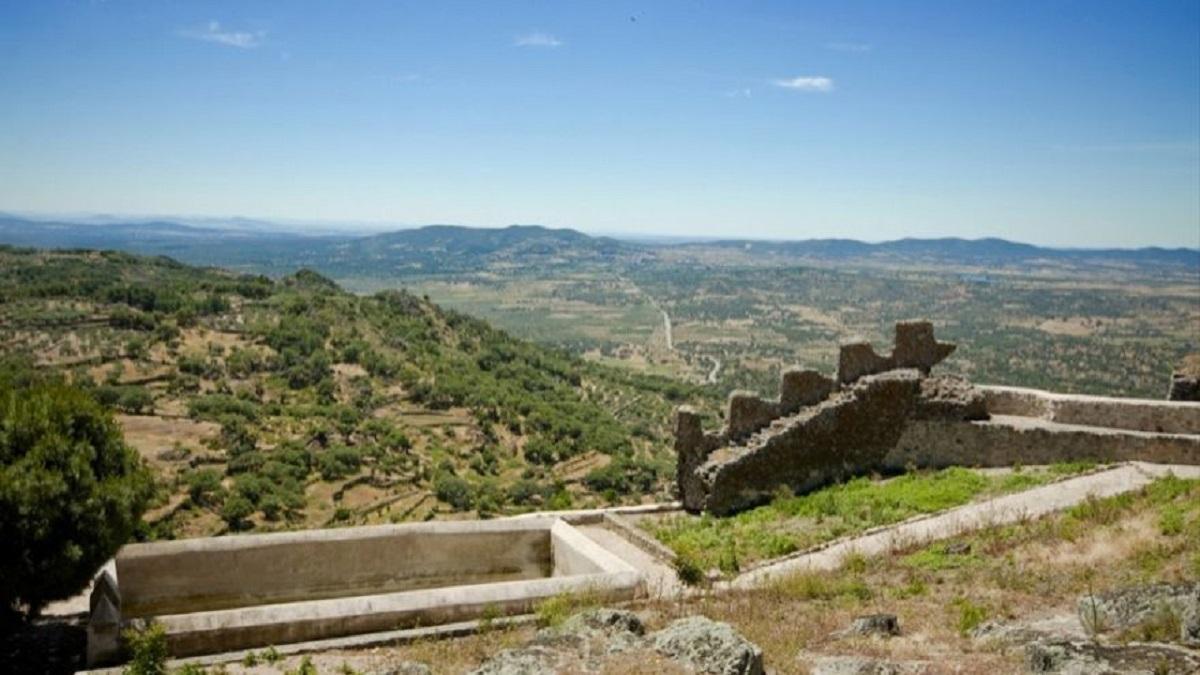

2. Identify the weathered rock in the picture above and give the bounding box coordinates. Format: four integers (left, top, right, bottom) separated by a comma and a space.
651, 616, 765, 675
969, 614, 1089, 645
533, 608, 646, 656
805, 655, 930, 675
942, 541, 972, 556
472, 610, 766, 675
378, 663, 433, 675
555, 608, 646, 638
847, 613, 900, 637
469, 645, 562, 675
1077, 582, 1199, 644
1182, 601, 1200, 645
1025, 639, 1200, 674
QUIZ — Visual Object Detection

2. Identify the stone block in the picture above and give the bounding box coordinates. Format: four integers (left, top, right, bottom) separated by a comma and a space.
726, 391, 779, 440
779, 368, 834, 412
837, 341, 894, 385
892, 320, 956, 374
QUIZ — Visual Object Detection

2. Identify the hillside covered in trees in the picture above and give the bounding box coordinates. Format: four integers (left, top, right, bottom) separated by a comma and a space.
0, 246, 714, 539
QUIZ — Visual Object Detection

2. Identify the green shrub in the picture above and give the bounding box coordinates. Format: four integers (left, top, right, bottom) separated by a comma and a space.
317, 445, 362, 480
184, 469, 225, 507
673, 551, 706, 586
953, 597, 989, 635
0, 378, 153, 618
122, 621, 168, 675
434, 473, 474, 511
220, 493, 255, 531
533, 591, 599, 628
583, 455, 658, 495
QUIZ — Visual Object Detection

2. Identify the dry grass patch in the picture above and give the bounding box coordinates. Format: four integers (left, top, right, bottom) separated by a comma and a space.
365, 476, 1198, 673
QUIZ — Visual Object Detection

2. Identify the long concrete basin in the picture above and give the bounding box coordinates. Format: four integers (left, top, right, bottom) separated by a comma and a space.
88, 517, 640, 663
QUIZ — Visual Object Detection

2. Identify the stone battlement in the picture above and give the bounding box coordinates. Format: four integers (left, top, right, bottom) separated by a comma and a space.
675, 321, 1200, 515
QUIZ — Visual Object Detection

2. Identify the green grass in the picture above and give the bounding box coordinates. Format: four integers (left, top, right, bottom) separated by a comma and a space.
652, 466, 1088, 572
902, 545, 980, 572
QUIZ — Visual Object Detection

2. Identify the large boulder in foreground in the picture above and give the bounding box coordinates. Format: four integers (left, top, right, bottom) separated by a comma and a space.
1078, 582, 1200, 646
470, 609, 764, 675
651, 616, 765, 675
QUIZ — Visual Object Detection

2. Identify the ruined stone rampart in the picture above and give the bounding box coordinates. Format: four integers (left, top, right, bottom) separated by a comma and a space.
675, 320, 1200, 516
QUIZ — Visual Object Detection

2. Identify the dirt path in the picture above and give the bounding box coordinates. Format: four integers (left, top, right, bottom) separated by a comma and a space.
705, 355, 721, 384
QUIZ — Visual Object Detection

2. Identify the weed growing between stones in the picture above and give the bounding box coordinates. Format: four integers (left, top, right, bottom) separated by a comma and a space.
534, 589, 602, 628
121, 621, 167, 675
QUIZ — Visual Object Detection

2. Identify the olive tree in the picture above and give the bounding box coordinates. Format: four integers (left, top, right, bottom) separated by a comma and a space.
0, 377, 153, 619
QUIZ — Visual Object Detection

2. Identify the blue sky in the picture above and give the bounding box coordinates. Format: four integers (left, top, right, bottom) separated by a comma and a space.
1, 1, 1197, 247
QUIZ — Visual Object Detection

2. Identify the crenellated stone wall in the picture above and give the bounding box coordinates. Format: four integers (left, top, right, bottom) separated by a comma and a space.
675, 320, 1200, 516
676, 321, 983, 514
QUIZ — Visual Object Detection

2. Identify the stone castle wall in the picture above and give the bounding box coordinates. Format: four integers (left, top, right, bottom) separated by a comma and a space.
675, 321, 1200, 516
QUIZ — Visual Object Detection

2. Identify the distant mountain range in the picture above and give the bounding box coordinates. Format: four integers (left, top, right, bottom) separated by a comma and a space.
693, 236, 1200, 267
0, 213, 1196, 275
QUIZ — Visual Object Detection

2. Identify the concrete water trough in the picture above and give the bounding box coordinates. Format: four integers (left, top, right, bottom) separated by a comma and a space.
88, 517, 641, 664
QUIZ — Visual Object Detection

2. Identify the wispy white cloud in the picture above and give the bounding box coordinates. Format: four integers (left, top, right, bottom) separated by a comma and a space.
724, 88, 752, 99
826, 42, 872, 53
514, 32, 563, 48
181, 21, 265, 49
773, 76, 834, 92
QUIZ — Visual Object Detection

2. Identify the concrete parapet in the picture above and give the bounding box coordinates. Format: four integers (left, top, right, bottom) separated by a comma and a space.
886, 416, 1200, 470
980, 385, 1200, 435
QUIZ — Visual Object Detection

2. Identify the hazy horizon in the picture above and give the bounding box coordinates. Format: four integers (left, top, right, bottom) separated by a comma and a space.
5, 207, 1200, 250
2, 1, 1198, 248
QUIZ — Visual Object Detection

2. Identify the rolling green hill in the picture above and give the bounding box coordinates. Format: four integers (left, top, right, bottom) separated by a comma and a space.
0, 246, 714, 538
